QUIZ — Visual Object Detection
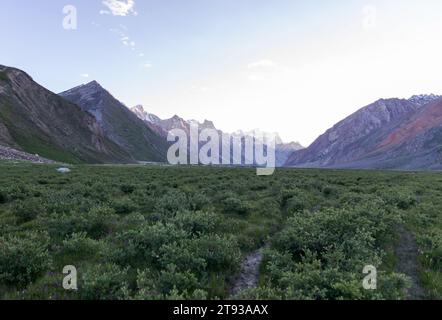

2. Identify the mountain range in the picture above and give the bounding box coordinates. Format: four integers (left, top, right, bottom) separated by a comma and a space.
130, 104, 304, 166
0, 65, 134, 163
0, 65, 301, 166
1, 64, 441, 170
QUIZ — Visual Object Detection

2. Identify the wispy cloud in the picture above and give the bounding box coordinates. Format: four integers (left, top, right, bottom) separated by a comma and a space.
120, 36, 130, 45
81, 73, 90, 78
120, 37, 135, 48
191, 85, 211, 92
100, 0, 137, 17
109, 24, 148, 70
247, 59, 277, 69
246, 59, 279, 81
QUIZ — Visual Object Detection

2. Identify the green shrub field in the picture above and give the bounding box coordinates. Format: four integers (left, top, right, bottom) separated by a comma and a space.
0, 162, 441, 300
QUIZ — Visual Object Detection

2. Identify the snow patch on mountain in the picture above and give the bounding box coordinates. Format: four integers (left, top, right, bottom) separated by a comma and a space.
130, 104, 304, 167
131, 105, 161, 124
408, 94, 441, 107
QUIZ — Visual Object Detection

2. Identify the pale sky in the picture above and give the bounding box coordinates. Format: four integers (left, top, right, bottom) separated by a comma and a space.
1, 0, 442, 146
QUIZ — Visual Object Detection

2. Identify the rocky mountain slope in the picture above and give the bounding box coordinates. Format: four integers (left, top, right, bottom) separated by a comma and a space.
0, 145, 55, 163
356, 97, 442, 170
285, 95, 442, 169
0, 65, 134, 164
60, 82, 169, 162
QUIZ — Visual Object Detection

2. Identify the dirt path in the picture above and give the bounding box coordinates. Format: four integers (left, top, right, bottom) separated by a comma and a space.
395, 225, 426, 300
229, 247, 265, 297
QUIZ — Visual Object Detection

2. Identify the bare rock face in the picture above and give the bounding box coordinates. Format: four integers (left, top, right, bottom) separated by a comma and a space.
369, 98, 442, 170
0, 121, 16, 148
286, 98, 420, 167
285, 95, 442, 170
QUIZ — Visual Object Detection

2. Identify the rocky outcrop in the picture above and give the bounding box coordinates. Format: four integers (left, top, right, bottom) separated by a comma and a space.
0, 145, 55, 163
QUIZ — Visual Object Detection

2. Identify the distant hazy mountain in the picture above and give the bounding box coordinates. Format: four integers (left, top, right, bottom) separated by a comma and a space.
0, 65, 133, 163
285, 94, 442, 169
274, 141, 304, 167
60, 82, 169, 162
131, 105, 303, 166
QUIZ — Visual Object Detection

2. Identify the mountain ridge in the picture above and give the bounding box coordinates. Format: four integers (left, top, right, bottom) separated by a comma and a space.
130, 104, 304, 166
0, 65, 134, 163
60, 81, 169, 162
285, 94, 442, 169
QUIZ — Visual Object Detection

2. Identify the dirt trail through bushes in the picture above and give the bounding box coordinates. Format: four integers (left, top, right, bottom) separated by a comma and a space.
230, 247, 265, 297
395, 226, 426, 300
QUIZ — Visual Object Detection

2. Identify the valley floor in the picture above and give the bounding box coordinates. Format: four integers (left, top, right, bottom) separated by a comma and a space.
0, 163, 441, 300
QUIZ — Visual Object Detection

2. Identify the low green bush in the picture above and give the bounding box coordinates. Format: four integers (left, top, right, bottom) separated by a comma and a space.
190, 234, 241, 273
120, 184, 136, 194
0, 189, 8, 204
171, 211, 220, 235
0, 232, 51, 288
79, 264, 129, 300
41, 205, 117, 239
223, 197, 249, 215
114, 222, 189, 267
188, 193, 211, 211
12, 198, 45, 223
111, 197, 137, 215
58, 232, 103, 264
136, 266, 207, 299
155, 190, 190, 217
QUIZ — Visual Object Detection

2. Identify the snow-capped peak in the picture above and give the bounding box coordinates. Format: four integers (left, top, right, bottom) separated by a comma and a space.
409, 94, 441, 107
131, 105, 161, 124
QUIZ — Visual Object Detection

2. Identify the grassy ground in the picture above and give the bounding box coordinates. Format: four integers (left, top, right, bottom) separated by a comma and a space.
0, 163, 440, 300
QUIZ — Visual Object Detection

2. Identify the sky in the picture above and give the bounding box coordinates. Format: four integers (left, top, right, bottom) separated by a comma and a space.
1, 0, 442, 146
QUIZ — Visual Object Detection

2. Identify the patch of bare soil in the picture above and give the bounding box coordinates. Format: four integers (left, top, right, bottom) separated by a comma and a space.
230, 247, 265, 297
395, 225, 426, 300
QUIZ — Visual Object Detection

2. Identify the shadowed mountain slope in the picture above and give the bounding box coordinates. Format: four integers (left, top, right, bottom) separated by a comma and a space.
0, 65, 133, 163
